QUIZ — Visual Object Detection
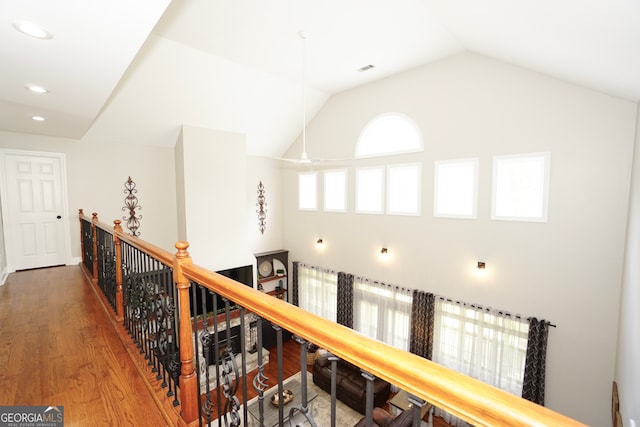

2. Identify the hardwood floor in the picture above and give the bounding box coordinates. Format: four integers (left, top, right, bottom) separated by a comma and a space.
0, 265, 451, 427
0, 266, 169, 427
0, 266, 307, 427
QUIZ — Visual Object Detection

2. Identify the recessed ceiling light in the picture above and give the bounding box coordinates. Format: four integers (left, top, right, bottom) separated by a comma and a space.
13, 20, 52, 39
25, 84, 49, 94
31, 115, 46, 122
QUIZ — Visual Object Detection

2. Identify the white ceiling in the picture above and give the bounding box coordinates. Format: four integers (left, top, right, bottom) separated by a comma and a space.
2, 0, 639, 157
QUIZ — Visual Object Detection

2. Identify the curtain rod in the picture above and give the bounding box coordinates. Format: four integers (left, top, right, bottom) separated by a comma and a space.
437, 296, 557, 328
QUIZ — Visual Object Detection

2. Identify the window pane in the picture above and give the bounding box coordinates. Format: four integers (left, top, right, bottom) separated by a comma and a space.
324, 169, 347, 212
433, 299, 529, 396
356, 167, 384, 213
387, 163, 420, 215
434, 159, 478, 218
298, 265, 337, 321
492, 152, 550, 222
298, 172, 317, 210
356, 113, 423, 158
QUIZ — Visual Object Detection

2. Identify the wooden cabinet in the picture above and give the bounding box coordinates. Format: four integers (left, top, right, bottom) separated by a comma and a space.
254, 249, 291, 348
255, 249, 288, 302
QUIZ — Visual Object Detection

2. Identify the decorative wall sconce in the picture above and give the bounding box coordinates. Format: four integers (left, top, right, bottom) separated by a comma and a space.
379, 247, 390, 260
316, 238, 324, 248
122, 176, 142, 236
380, 247, 388, 255
477, 261, 486, 269
256, 181, 267, 234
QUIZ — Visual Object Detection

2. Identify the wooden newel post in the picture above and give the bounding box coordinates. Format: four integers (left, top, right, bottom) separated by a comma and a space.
113, 220, 124, 322
78, 209, 85, 266
91, 212, 99, 286
173, 241, 198, 424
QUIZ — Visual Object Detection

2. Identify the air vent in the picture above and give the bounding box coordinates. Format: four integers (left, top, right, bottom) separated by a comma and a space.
357, 64, 375, 72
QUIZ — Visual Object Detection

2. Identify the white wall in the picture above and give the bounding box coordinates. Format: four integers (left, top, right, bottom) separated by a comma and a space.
0, 131, 179, 258
616, 105, 640, 426
246, 156, 284, 254
0, 197, 6, 285
175, 125, 255, 272
282, 53, 637, 426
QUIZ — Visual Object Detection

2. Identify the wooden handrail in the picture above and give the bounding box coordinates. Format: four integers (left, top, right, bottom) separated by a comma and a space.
78, 211, 586, 427
180, 255, 586, 427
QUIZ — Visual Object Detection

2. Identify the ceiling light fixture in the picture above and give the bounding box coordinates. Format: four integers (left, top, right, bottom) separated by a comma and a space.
25, 84, 49, 94
31, 115, 45, 122
276, 31, 348, 166
13, 20, 52, 39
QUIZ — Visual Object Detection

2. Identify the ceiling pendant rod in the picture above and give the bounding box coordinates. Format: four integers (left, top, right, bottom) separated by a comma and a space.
300, 30, 308, 160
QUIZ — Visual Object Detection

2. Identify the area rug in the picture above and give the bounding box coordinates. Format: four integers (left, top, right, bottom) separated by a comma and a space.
210, 371, 363, 426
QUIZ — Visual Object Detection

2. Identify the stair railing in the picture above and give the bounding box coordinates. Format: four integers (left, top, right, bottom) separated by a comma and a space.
79, 209, 587, 427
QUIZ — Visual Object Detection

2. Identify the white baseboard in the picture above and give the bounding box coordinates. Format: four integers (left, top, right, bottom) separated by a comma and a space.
69, 256, 82, 265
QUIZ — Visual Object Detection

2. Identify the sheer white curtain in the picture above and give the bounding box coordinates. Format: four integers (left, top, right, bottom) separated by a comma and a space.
353, 277, 412, 350
297, 264, 337, 321
432, 298, 529, 427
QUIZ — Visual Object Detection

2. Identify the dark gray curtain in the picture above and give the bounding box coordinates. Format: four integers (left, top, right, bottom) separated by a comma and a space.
522, 317, 549, 405
409, 291, 435, 360
291, 261, 299, 306
336, 272, 354, 328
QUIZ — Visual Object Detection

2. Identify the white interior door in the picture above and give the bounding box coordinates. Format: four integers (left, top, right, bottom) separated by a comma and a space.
2, 151, 69, 270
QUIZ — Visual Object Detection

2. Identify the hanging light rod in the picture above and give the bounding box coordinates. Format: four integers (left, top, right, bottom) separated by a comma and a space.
299, 30, 311, 164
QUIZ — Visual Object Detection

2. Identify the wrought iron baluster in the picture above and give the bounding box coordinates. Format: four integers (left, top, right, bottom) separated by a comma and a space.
362, 370, 376, 427
252, 317, 268, 427
274, 325, 284, 426
238, 307, 248, 427
221, 298, 240, 427
408, 393, 426, 427
329, 354, 339, 427
289, 337, 317, 426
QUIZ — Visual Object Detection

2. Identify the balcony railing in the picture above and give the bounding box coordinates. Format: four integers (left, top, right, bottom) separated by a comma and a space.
78, 209, 586, 427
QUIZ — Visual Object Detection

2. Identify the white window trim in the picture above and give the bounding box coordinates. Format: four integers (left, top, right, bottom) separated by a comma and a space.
323, 168, 348, 213
355, 166, 385, 214
386, 163, 421, 216
434, 158, 479, 219
298, 172, 318, 211
492, 152, 551, 222
355, 112, 424, 159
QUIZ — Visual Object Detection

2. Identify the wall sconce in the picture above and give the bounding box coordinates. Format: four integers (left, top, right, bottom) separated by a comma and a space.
316, 238, 324, 249
381, 247, 388, 255
379, 247, 390, 260
477, 261, 486, 270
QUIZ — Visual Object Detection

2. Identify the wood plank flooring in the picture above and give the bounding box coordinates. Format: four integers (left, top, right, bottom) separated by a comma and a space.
0, 265, 451, 427
0, 266, 169, 427
0, 266, 307, 427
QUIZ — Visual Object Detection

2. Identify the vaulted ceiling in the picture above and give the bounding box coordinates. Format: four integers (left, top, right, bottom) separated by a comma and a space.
2, 0, 639, 158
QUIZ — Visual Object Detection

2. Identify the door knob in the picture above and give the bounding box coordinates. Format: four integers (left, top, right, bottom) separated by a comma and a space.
56, 215, 62, 219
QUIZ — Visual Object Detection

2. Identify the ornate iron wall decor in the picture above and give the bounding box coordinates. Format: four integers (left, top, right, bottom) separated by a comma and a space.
256, 180, 267, 234
122, 176, 142, 236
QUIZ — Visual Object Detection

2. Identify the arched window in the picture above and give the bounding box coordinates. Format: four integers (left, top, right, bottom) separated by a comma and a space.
356, 113, 423, 158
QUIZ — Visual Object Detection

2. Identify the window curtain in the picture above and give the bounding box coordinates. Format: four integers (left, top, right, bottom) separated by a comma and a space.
432, 298, 529, 427
297, 263, 338, 321
410, 290, 434, 360
353, 277, 412, 350
336, 272, 354, 328
522, 317, 549, 405
291, 261, 299, 306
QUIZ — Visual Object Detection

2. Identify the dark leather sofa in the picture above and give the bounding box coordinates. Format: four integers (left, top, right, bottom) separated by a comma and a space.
312, 353, 391, 414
